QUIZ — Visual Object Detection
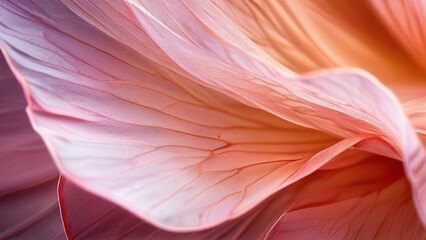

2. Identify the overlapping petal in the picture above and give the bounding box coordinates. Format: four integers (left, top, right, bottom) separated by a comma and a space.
267, 155, 426, 240
405, 97, 426, 138
212, 0, 426, 88
58, 176, 286, 239
0, 53, 64, 239
125, 0, 418, 143
124, 0, 426, 223
59, 155, 425, 239
0, 0, 356, 230
61, 0, 425, 154
1, 0, 426, 234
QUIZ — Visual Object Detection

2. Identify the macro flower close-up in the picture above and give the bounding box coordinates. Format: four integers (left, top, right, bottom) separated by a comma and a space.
0, 0, 426, 239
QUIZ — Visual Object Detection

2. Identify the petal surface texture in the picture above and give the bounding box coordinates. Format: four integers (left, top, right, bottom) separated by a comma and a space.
125, 0, 426, 225
0, 52, 64, 238
370, 0, 426, 71
212, 0, 426, 89
0, 0, 340, 229
405, 97, 426, 138
267, 155, 426, 240
58, 176, 291, 239
1, 0, 426, 231
60, 156, 426, 239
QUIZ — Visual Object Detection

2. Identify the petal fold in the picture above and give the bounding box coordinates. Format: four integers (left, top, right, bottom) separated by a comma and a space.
267, 156, 426, 240
2, 0, 426, 230
213, 0, 425, 87
60, 155, 425, 239
126, 0, 426, 225
0, 0, 343, 230
58, 176, 283, 239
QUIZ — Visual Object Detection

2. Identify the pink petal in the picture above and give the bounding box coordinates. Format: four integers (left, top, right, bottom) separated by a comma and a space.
126, 0, 426, 225
2, 0, 426, 230
0, 1, 371, 230
401, 97, 426, 224
60, 154, 425, 239
64, 0, 424, 157
58, 176, 284, 239
0, 53, 64, 239
404, 97, 426, 138
60, 0, 201, 95
267, 155, 426, 239
126, 0, 413, 141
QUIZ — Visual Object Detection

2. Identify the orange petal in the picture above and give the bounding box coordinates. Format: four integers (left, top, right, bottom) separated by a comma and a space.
370, 0, 426, 72
213, 0, 426, 87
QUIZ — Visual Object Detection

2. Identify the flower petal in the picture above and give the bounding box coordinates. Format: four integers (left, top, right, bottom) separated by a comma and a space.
58, 176, 284, 239
62, 0, 425, 153
126, 0, 415, 142
60, 154, 425, 239
126, 0, 426, 225
267, 155, 426, 240
370, 0, 426, 71
59, 0, 272, 73
404, 97, 426, 138
3, 0, 426, 229
0, 53, 64, 239
213, 0, 425, 87
0, 0, 365, 230
61, 0, 426, 101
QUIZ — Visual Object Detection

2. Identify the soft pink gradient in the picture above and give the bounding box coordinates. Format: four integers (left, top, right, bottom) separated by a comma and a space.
0, 0, 425, 239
